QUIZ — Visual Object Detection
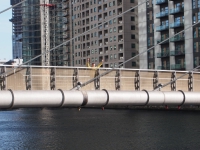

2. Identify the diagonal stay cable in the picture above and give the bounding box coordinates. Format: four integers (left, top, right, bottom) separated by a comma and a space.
0, 0, 149, 77
73, 20, 200, 90
0, 0, 26, 14
153, 65, 200, 91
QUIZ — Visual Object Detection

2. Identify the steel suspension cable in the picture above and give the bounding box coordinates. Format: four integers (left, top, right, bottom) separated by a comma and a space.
0, 0, 26, 14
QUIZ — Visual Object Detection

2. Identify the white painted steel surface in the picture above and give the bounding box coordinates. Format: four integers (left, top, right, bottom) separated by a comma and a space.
163, 91, 184, 105
0, 90, 200, 109
62, 91, 83, 107
107, 91, 148, 106
12, 90, 63, 108
86, 91, 108, 107
184, 92, 200, 105
148, 91, 165, 105
0, 91, 13, 108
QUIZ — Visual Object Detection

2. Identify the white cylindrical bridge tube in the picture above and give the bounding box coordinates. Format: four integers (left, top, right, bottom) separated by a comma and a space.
0, 90, 199, 109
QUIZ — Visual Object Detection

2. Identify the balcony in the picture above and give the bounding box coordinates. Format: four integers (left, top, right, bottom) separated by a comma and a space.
170, 49, 185, 56
170, 7, 184, 15
170, 35, 184, 42
62, 4, 68, 9
156, 25, 169, 32
156, 0, 168, 5
62, 12, 68, 17
157, 37, 169, 44
170, 22, 184, 28
157, 50, 170, 58
171, 64, 185, 70
157, 65, 170, 70
156, 11, 168, 18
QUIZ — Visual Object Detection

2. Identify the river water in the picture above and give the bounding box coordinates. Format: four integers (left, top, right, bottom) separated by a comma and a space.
1, 108, 200, 149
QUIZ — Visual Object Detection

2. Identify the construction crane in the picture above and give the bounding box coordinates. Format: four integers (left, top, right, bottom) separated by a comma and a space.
40, 0, 55, 66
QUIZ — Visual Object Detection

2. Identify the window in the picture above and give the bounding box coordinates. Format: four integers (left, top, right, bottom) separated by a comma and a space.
131, 25, 135, 30
132, 61, 136, 67
130, 0, 134, 3
113, 27, 116, 32
131, 16, 135, 21
110, 46, 112, 50
110, 54, 113, 59
114, 45, 116, 50
109, 28, 112, 33
193, 0, 196, 9
131, 34, 135, 39
132, 52, 136, 57
131, 7, 134, 12
110, 37, 112, 42
131, 43, 135, 48
114, 54, 117, 59
113, 36, 116, 41
109, 20, 112, 24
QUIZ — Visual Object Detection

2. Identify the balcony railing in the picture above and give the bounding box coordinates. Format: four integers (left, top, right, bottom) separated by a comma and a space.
170, 22, 184, 28
156, 11, 168, 18
156, 25, 169, 32
170, 49, 185, 56
156, 0, 168, 5
157, 51, 170, 58
171, 64, 185, 70
170, 35, 185, 42
157, 65, 170, 70
157, 37, 169, 44
170, 7, 184, 15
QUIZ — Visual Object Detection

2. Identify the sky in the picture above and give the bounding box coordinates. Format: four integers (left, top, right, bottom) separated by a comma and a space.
0, 1, 12, 60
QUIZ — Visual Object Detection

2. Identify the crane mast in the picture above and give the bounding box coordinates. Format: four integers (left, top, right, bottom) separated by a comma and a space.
40, 0, 53, 66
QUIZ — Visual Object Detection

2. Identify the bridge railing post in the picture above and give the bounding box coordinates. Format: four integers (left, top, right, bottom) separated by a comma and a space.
134, 70, 140, 91
25, 66, 32, 90
188, 71, 193, 91
72, 68, 79, 88
153, 71, 159, 90
115, 69, 121, 90
171, 71, 176, 91
0, 66, 7, 90
94, 69, 100, 90
50, 67, 56, 90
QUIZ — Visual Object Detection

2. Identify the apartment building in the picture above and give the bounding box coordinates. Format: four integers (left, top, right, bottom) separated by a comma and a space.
139, 0, 199, 71
72, 0, 139, 68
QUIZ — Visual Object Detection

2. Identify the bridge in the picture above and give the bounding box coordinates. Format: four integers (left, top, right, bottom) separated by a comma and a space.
0, 65, 200, 109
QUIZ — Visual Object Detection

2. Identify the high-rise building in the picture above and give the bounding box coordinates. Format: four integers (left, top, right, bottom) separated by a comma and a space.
10, 0, 71, 66
72, 0, 139, 68
139, 0, 199, 71
10, 0, 23, 59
